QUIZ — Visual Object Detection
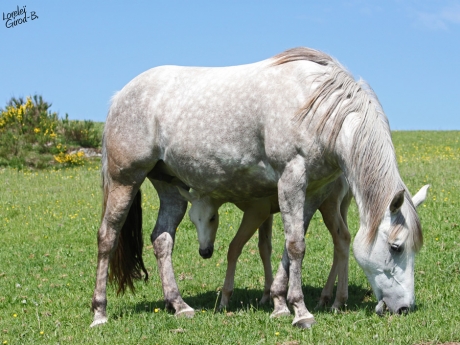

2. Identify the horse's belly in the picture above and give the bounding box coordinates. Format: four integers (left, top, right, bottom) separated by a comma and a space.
165, 153, 279, 202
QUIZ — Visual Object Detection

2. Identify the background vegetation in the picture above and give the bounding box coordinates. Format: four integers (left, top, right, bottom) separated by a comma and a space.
0, 131, 459, 344
0, 95, 102, 169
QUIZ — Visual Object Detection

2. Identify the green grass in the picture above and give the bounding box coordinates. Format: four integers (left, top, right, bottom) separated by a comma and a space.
0, 131, 459, 344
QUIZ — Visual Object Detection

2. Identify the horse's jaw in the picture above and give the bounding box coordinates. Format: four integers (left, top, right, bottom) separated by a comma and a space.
353, 226, 416, 315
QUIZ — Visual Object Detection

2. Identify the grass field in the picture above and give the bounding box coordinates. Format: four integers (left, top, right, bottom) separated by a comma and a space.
0, 131, 459, 344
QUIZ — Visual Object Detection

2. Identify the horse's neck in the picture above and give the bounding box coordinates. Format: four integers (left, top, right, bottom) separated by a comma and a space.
335, 114, 401, 232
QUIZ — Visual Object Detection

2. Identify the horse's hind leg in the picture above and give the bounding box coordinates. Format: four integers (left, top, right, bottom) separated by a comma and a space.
150, 179, 193, 317
91, 180, 143, 327
258, 215, 273, 305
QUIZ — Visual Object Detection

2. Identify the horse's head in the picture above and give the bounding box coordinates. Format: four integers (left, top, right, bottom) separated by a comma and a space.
353, 185, 429, 315
177, 188, 220, 259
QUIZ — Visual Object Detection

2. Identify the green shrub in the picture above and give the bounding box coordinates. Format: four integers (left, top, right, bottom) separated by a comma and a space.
60, 114, 102, 148
0, 95, 103, 169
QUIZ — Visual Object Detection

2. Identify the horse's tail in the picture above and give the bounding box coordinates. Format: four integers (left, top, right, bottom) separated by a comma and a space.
100, 135, 148, 295
108, 190, 148, 295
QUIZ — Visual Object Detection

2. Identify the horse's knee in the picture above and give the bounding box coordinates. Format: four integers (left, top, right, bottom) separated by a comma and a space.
228, 239, 244, 259
97, 224, 118, 256
342, 230, 351, 244
152, 232, 174, 259
336, 228, 351, 253
286, 239, 305, 260
270, 279, 287, 297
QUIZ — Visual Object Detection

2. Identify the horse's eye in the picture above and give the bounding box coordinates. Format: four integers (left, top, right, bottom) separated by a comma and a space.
390, 243, 403, 253
210, 215, 216, 222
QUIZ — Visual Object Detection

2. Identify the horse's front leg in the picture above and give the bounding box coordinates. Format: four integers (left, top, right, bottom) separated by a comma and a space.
273, 158, 315, 328
220, 202, 270, 309
150, 180, 194, 317
270, 246, 290, 318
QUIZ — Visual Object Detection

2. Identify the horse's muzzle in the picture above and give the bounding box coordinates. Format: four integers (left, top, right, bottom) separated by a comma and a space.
397, 306, 410, 315
199, 246, 214, 259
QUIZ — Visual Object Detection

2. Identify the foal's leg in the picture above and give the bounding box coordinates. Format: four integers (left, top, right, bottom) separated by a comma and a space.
258, 215, 273, 305
333, 189, 352, 310
91, 180, 142, 327
316, 179, 352, 311
220, 202, 270, 308
272, 158, 315, 328
150, 179, 193, 317
316, 202, 351, 311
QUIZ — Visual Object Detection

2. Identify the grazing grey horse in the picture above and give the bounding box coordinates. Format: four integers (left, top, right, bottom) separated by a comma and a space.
178, 175, 353, 312
91, 47, 428, 328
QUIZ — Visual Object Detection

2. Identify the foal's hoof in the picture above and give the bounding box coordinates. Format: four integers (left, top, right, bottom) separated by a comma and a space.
292, 316, 316, 329
314, 302, 326, 311
331, 303, 344, 314
217, 303, 228, 312
175, 307, 195, 318
259, 294, 271, 305
315, 297, 330, 311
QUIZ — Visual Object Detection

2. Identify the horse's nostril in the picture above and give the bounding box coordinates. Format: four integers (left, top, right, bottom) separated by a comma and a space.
397, 306, 409, 315
199, 246, 214, 259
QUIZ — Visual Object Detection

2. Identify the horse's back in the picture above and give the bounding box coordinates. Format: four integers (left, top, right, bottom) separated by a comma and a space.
103, 57, 332, 199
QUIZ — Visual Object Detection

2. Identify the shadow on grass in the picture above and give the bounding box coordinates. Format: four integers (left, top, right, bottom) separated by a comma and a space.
126, 283, 375, 318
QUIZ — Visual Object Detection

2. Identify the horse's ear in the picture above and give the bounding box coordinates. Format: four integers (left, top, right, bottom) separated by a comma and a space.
412, 184, 430, 208
390, 189, 405, 213
177, 187, 194, 203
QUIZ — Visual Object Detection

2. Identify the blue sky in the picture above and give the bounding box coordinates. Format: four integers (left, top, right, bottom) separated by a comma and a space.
1, 1, 459, 129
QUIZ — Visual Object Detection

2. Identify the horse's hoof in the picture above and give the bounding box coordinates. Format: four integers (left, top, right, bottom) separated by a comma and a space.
90, 316, 108, 328
292, 317, 316, 329
217, 304, 228, 312
314, 302, 326, 311
331, 303, 344, 314
270, 307, 291, 318
175, 307, 195, 318
259, 294, 271, 305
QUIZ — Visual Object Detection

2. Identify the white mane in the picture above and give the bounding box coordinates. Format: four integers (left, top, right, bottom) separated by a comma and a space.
272, 47, 422, 250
